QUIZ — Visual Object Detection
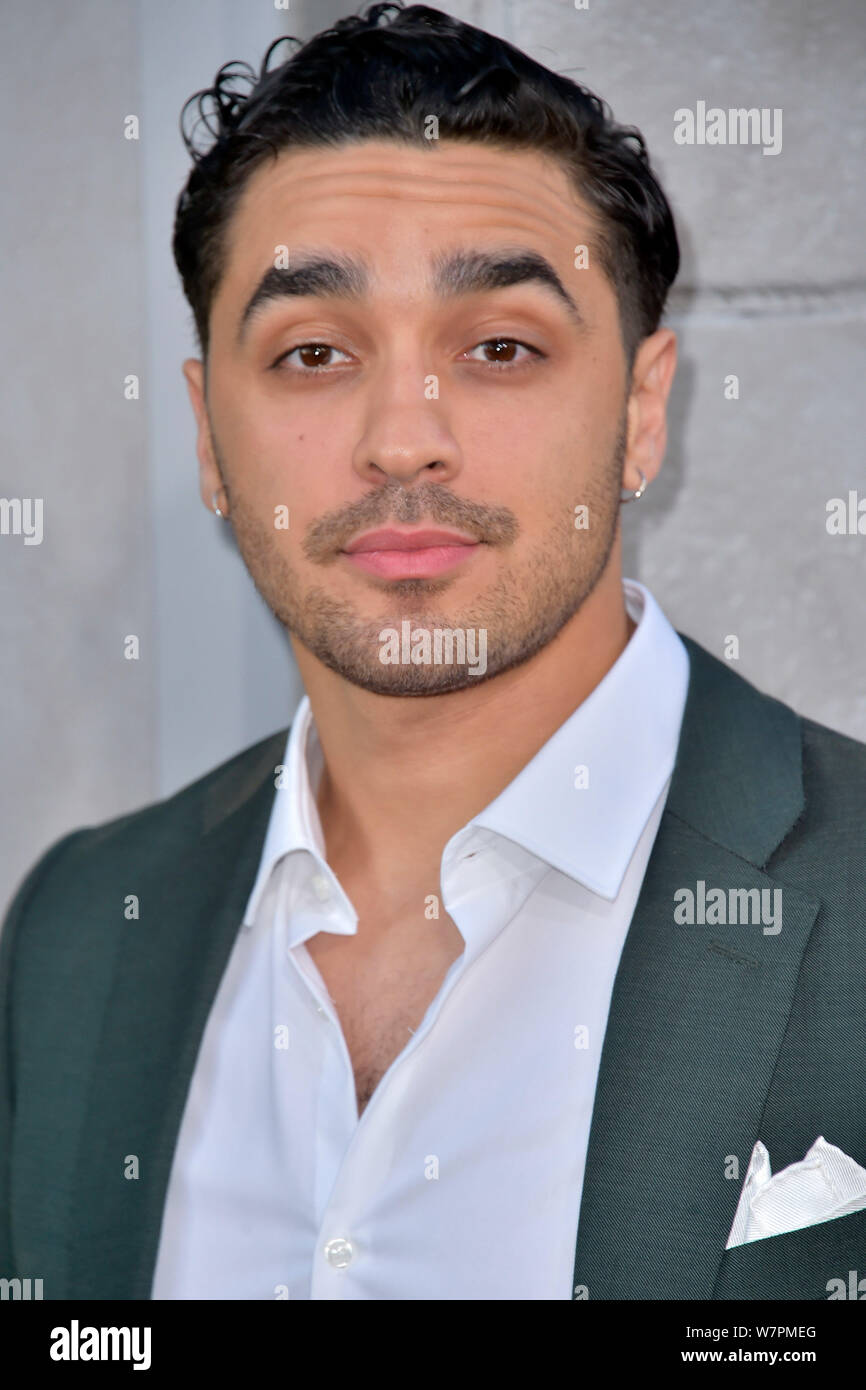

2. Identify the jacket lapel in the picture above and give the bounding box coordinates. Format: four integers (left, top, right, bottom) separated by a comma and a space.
67, 731, 286, 1299
572, 634, 821, 1298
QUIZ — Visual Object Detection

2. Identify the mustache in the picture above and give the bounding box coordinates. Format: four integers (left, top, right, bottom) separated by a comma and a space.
302, 481, 519, 565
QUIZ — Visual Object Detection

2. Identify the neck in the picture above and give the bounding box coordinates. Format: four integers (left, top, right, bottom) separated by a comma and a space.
293, 559, 635, 890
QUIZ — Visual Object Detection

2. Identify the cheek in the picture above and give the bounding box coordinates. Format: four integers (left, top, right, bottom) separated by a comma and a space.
467, 409, 599, 495
221, 406, 309, 488
524, 425, 615, 537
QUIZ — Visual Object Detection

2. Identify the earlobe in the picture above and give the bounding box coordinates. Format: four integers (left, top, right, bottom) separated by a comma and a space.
211, 487, 229, 520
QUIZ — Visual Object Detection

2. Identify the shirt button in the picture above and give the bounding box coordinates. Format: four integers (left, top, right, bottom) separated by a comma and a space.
324, 1237, 354, 1268
311, 874, 331, 901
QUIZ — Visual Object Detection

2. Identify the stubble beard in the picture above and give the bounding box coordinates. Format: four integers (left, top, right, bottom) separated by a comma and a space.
216, 422, 625, 697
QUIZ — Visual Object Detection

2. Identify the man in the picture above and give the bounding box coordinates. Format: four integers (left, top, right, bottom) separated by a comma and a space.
2, 2, 865, 1301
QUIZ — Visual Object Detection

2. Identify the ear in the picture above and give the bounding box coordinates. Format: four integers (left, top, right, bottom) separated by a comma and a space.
622, 328, 677, 493
183, 358, 224, 512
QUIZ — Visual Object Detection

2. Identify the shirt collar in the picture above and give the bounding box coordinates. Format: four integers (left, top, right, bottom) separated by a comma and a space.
468, 578, 689, 899
241, 696, 324, 927
242, 578, 689, 924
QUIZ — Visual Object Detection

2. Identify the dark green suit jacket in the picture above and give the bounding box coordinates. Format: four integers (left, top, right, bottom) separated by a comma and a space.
2, 633, 865, 1300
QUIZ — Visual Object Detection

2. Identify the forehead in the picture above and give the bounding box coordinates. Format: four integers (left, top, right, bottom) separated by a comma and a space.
216, 138, 606, 303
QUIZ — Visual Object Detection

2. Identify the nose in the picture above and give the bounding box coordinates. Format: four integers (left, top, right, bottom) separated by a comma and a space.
351, 360, 463, 489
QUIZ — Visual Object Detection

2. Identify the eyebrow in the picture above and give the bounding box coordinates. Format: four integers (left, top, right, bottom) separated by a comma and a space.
236, 246, 585, 344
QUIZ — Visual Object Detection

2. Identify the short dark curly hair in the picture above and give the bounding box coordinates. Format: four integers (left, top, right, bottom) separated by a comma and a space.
173, 1, 679, 370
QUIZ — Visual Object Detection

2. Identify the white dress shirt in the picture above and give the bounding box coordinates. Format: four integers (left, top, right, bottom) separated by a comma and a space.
151, 578, 689, 1300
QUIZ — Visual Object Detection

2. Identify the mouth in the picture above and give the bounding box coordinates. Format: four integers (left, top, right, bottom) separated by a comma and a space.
340, 527, 482, 579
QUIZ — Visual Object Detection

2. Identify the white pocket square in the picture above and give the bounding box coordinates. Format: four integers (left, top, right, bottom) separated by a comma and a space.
726, 1136, 866, 1248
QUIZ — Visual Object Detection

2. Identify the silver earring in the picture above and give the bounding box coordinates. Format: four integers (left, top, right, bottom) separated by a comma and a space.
620, 469, 648, 503
212, 491, 224, 519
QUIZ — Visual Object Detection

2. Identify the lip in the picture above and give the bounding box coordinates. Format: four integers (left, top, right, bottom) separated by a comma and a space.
341, 527, 481, 579
343, 528, 479, 554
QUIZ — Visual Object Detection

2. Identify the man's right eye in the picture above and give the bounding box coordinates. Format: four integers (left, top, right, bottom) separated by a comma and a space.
272, 343, 352, 370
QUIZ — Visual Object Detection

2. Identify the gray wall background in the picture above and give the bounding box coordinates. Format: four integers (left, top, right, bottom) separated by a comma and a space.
2, 0, 864, 912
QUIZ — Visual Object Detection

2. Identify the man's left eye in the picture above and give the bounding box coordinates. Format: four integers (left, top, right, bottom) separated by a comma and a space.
464, 339, 540, 366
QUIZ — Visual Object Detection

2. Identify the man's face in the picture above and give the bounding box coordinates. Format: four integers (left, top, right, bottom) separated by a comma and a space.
189, 139, 644, 695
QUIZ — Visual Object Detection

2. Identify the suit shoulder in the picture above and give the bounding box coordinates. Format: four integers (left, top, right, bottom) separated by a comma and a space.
78, 723, 289, 847
798, 710, 866, 817
2, 725, 289, 930
799, 708, 866, 763
681, 631, 866, 768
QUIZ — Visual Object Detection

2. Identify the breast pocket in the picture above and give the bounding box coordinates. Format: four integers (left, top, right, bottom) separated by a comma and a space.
713, 1206, 866, 1299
